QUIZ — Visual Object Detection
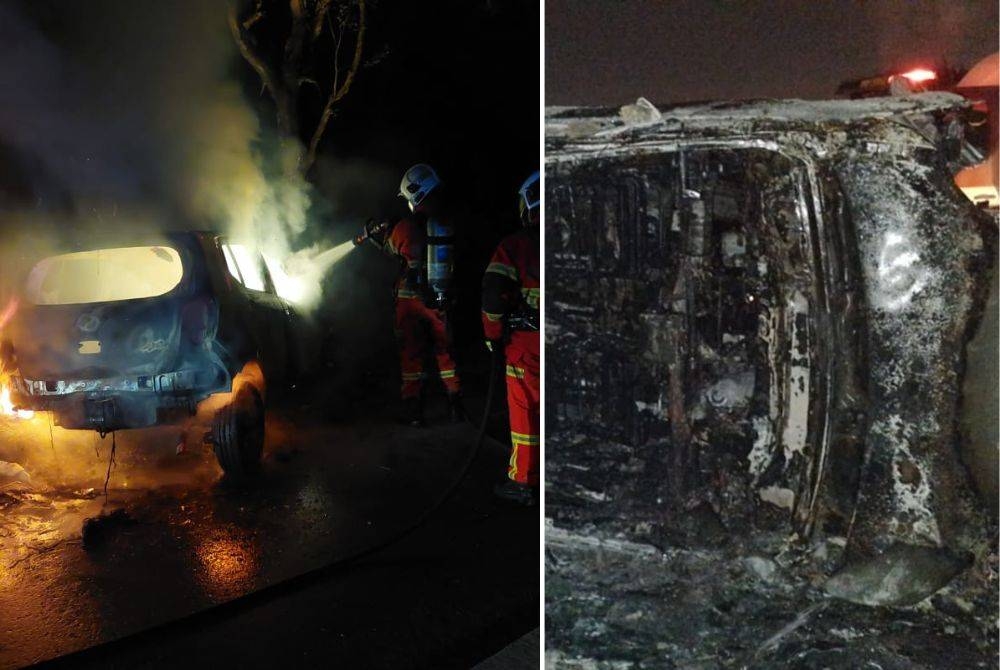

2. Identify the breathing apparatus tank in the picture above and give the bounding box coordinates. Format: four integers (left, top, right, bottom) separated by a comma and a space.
398, 164, 453, 307
425, 216, 454, 306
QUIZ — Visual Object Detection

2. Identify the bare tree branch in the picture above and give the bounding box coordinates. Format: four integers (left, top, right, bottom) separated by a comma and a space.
331, 0, 365, 103
229, 0, 370, 175
283, 0, 310, 91
241, 0, 265, 30
231, 2, 299, 136
304, 0, 366, 172
330, 12, 343, 95
228, 3, 278, 97
312, 0, 334, 39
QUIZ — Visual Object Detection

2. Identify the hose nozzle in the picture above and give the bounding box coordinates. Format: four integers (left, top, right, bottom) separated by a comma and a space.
355, 219, 389, 246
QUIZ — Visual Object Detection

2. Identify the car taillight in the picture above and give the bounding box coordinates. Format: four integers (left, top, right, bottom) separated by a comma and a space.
900, 68, 937, 83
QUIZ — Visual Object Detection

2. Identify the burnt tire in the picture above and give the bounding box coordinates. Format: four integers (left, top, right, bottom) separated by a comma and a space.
212, 384, 264, 480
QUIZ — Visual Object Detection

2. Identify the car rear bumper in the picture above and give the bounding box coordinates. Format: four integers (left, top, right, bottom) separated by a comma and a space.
10, 369, 226, 432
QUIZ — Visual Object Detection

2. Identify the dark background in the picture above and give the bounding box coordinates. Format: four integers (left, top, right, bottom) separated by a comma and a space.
547, 0, 997, 105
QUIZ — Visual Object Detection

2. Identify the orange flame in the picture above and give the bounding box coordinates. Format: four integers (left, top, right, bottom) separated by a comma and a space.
0, 383, 33, 420
0, 297, 17, 331
0, 297, 33, 419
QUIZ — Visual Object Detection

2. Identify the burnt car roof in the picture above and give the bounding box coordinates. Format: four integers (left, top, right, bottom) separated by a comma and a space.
545, 92, 971, 152
47, 230, 222, 255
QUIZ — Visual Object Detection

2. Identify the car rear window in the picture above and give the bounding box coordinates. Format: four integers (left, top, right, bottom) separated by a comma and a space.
25, 246, 184, 305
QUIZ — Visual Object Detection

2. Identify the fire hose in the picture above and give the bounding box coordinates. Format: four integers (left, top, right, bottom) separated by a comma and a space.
475, 340, 506, 452
326, 342, 503, 558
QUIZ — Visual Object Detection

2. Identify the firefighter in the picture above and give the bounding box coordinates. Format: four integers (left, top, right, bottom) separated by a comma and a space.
482, 171, 540, 504
356, 163, 464, 426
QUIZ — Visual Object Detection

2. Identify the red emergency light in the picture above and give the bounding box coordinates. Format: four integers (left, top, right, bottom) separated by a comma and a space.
900, 68, 937, 84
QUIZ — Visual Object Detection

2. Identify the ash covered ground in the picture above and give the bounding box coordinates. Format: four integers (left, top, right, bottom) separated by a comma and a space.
544, 434, 998, 669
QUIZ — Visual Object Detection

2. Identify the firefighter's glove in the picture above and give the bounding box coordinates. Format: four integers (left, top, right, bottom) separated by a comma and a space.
357, 218, 390, 247
354, 219, 373, 246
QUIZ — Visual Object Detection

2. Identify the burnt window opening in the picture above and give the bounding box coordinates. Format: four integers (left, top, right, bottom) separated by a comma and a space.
547, 147, 822, 526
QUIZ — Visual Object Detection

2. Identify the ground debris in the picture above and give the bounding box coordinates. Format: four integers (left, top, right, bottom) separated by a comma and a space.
82, 508, 137, 549
824, 543, 973, 607
0, 460, 31, 489
0, 490, 25, 511
546, 525, 998, 669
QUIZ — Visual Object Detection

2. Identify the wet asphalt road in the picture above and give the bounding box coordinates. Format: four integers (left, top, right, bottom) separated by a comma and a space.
0, 392, 538, 668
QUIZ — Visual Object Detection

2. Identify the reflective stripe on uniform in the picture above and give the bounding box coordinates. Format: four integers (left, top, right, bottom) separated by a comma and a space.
485, 262, 519, 282
401, 371, 426, 381
506, 364, 526, 379
510, 430, 539, 445
397, 289, 421, 299
508, 444, 520, 480
439, 369, 456, 379
483, 311, 504, 322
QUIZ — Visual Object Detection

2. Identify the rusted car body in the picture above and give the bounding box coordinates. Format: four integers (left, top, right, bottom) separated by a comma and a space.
546, 93, 996, 604
2, 231, 308, 477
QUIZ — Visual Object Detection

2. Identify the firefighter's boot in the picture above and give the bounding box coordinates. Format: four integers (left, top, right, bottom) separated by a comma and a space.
447, 392, 466, 423
398, 396, 425, 427
493, 479, 536, 506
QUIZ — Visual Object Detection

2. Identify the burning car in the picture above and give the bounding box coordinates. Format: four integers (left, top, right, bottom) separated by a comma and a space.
0, 231, 310, 479
546, 93, 996, 605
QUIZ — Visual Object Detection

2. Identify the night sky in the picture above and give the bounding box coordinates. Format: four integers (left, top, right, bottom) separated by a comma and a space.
547, 0, 998, 105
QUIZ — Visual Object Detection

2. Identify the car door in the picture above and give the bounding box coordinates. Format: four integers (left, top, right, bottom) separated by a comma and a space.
546, 144, 830, 533
219, 241, 292, 389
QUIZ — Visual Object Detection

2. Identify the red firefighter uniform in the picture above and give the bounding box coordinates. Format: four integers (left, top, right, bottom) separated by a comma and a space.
381, 216, 461, 399
482, 227, 540, 486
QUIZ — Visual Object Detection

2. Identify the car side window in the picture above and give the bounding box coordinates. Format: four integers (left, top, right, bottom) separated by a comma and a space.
221, 243, 274, 295
222, 244, 243, 286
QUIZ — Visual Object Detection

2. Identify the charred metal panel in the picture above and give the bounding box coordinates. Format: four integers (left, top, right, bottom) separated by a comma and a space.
547, 146, 829, 534
835, 153, 995, 564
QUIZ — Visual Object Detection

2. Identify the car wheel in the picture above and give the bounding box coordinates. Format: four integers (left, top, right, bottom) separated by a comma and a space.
212, 383, 265, 480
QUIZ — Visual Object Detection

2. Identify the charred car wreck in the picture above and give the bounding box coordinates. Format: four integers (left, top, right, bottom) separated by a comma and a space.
546, 93, 996, 613
1, 231, 309, 479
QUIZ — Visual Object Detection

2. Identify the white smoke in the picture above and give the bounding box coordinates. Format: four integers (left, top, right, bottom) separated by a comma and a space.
0, 1, 353, 312
171, 89, 339, 309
